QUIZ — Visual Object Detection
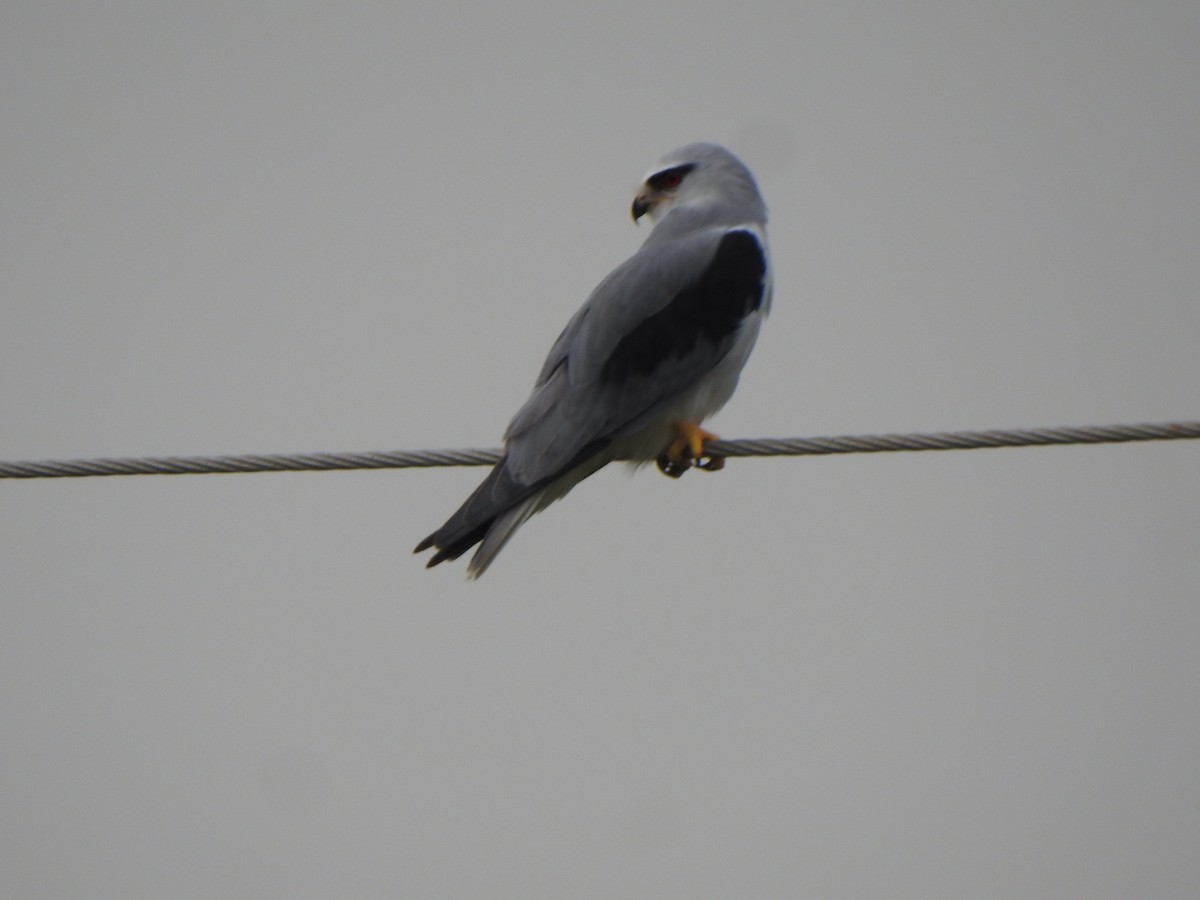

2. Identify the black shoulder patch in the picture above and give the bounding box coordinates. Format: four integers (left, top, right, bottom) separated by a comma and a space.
601, 230, 766, 384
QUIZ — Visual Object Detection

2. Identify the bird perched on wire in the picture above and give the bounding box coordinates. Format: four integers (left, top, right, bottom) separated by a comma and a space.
415, 143, 773, 577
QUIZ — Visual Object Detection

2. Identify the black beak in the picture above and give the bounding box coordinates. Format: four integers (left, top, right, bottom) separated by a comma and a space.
631, 196, 651, 222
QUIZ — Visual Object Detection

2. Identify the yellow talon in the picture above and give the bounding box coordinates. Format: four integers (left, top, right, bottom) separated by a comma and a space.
656, 422, 724, 478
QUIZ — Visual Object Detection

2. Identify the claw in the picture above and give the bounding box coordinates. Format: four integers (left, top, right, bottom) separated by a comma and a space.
656, 456, 691, 478
656, 422, 724, 478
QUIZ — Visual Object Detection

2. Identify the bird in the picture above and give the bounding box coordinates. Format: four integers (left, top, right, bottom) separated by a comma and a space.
415, 143, 772, 577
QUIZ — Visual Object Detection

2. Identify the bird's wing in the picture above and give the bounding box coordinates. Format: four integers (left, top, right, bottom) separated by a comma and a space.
502, 224, 769, 483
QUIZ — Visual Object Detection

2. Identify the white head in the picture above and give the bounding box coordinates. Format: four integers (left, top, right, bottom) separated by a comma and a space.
631, 143, 767, 228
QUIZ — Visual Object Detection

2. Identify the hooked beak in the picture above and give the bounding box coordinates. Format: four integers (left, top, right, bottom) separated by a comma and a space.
631, 192, 654, 222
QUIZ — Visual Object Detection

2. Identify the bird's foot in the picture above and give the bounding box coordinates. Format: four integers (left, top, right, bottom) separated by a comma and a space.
656, 423, 724, 478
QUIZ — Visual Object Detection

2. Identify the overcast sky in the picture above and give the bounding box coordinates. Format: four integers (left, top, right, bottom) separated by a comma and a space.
3, 3, 1199, 898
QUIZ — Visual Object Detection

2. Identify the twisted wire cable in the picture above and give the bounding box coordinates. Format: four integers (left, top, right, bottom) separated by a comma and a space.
1, 421, 1196, 480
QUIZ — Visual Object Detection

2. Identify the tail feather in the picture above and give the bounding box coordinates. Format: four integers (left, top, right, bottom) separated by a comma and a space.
415, 438, 613, 577
464, 495, 542, 579
414, 461, 534, 566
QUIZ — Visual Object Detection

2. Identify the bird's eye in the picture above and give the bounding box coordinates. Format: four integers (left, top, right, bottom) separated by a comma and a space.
648, 163, 694, 191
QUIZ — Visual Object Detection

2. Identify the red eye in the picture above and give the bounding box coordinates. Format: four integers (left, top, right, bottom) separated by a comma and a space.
648, 164, 694, 191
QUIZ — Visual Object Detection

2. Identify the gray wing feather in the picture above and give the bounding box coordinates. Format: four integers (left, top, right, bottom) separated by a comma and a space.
503, 227, 733, 482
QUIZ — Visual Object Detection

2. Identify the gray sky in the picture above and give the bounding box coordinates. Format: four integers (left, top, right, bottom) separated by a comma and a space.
3, 3, 1199, 897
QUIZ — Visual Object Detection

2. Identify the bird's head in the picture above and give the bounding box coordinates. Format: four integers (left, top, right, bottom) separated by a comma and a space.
631, 143, 765, 226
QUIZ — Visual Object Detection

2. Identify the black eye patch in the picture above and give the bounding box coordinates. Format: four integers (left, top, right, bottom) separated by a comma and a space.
646, 163, 696, 191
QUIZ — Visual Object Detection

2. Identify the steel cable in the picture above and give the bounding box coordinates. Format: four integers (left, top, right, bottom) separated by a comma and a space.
2, 421, 1197, 479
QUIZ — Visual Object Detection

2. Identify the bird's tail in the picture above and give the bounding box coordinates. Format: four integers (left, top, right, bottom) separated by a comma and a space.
463, 494, 542, 579
415, 440, 613, 578
414, 460, 535, 572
